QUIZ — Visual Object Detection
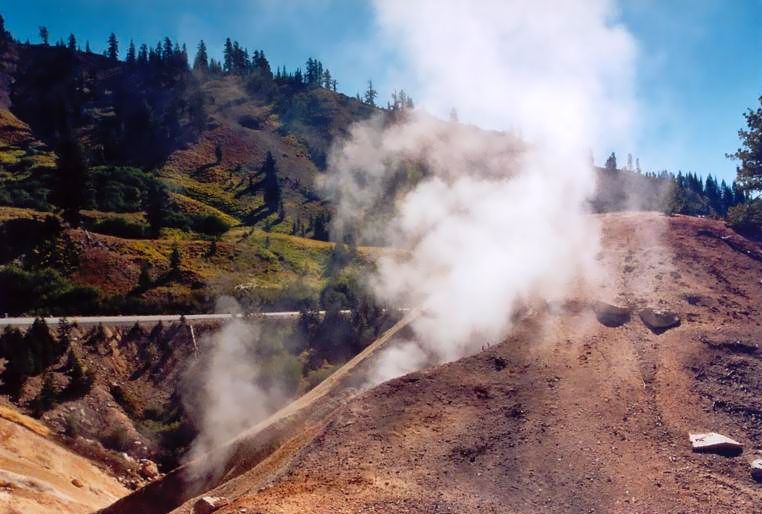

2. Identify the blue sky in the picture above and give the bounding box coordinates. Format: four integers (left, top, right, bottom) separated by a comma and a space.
2, 0, 761, 183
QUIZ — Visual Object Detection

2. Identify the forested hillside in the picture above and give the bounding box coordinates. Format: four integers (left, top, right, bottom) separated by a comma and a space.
0, 16, 398, 315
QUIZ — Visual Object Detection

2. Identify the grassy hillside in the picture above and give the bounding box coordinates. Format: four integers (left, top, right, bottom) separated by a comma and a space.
0, 27, 385, 315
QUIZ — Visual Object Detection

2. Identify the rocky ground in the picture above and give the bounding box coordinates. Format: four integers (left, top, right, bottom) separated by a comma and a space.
145, 212, 761, 514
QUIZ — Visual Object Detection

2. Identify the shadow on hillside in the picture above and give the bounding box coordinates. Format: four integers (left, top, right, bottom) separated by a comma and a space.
243, 205, 273, 225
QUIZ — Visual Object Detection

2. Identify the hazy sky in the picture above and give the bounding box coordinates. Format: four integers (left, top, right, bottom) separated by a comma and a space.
3, 0, 761, 183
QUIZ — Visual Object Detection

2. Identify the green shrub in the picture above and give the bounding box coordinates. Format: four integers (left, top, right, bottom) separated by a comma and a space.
258, 352, 303, 397
191, 213, 230, 237
163, 211, 230, 236
301, 363, 339, 393
90, 217, 148, 239
102, 426, 132, 452
728, 200, 762, 238
0, 265, 99, 315
89, 166, 156, 212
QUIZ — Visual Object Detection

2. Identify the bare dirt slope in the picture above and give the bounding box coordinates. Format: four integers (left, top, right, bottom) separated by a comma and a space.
112, 212, 762, 514
0, 405, 127, 514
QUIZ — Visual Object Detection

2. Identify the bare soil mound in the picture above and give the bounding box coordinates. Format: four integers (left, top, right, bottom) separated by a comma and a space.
108, 213, 762, 514
0, 406, 127, 514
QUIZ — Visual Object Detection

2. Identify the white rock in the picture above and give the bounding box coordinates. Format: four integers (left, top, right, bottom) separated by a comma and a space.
689, 432, 742, 454
193, 496, 230, 514
752, 459, 762, 483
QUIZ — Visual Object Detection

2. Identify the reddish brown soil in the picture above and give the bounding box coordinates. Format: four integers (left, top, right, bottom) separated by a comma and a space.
108, 212, 762, 514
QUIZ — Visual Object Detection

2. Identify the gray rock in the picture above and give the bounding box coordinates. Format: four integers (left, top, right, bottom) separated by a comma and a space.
193, 496, 230, 514
752, 459, 762, 483
640, 308, 681, 334
689, 432, 743, 456
592, 301, 631, 327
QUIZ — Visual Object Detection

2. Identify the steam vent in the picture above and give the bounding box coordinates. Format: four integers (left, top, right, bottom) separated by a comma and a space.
1, 2, 761, 514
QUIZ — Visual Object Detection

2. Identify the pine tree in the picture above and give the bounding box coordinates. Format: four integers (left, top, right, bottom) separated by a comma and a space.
605, 152, 617, 171
193, 40, 209, 72
126, 39, 136, 64
223, 37, 233, 72
145, 182, 169, 237
729, 97, 762, 192
85, 40, 91, 53
138, 263, 152, 290
322, 69, 332, 89
37, 373, 58, 413
107, 32, 119, 61
170, 244, 182, 273
39, 26, 49, 46
364, 79, 378, 106
137, 43, 148, 65
54, 138, 89, 226
67, 34, 77, 52
262, 151, 282, 211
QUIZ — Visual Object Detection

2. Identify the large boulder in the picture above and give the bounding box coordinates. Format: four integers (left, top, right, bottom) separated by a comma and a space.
138, 459, 160, 481
640, 308, 681, 334
592, 301, 631, 327
752, 459, 762, 483
689, 432, 743, 456
193, 496, 230, 514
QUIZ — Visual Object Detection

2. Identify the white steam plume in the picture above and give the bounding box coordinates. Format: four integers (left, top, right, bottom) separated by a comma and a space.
182, 299, 287, 482
326, 0, 638, 382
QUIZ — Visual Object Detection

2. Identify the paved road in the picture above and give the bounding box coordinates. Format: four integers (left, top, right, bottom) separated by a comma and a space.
0, 311, 323, 328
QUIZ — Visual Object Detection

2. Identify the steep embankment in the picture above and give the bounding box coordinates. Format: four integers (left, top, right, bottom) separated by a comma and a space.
105, 212, 762, 514
0, 405, 127, 514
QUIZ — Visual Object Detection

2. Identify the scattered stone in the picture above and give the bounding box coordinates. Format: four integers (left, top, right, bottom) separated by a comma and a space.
138, 459, 160, 480
71, 478, 83, 488
639, 308, 681, 334
689, 432, 743, 456
193, 496, 230, 514
592, 301, 631, 327
752, 459, 762, 483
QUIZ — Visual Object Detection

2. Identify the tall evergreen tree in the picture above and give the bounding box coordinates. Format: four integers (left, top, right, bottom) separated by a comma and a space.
145, 182, 170, 237
193, 40, 209, 72
262, 151, 282, 211
137, 43, 148, 65
605, 152, 617, 171
170, 244, 181, 273
364, 79, 378, 106
107, 32, 119, 61
126, 39, 136, 64
209, 57, 222, 74
729, 96, 762, 192
322, 69, 332, 89
54, 138, 89, 226
162, 37, 174, 62
85, 40, 91, 53
39, 26, 49, 46
223, 37, 233, 72
67, 33, 77, 51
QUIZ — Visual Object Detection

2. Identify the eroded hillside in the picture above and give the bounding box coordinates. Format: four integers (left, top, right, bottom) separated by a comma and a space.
103, 212, 762, 514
